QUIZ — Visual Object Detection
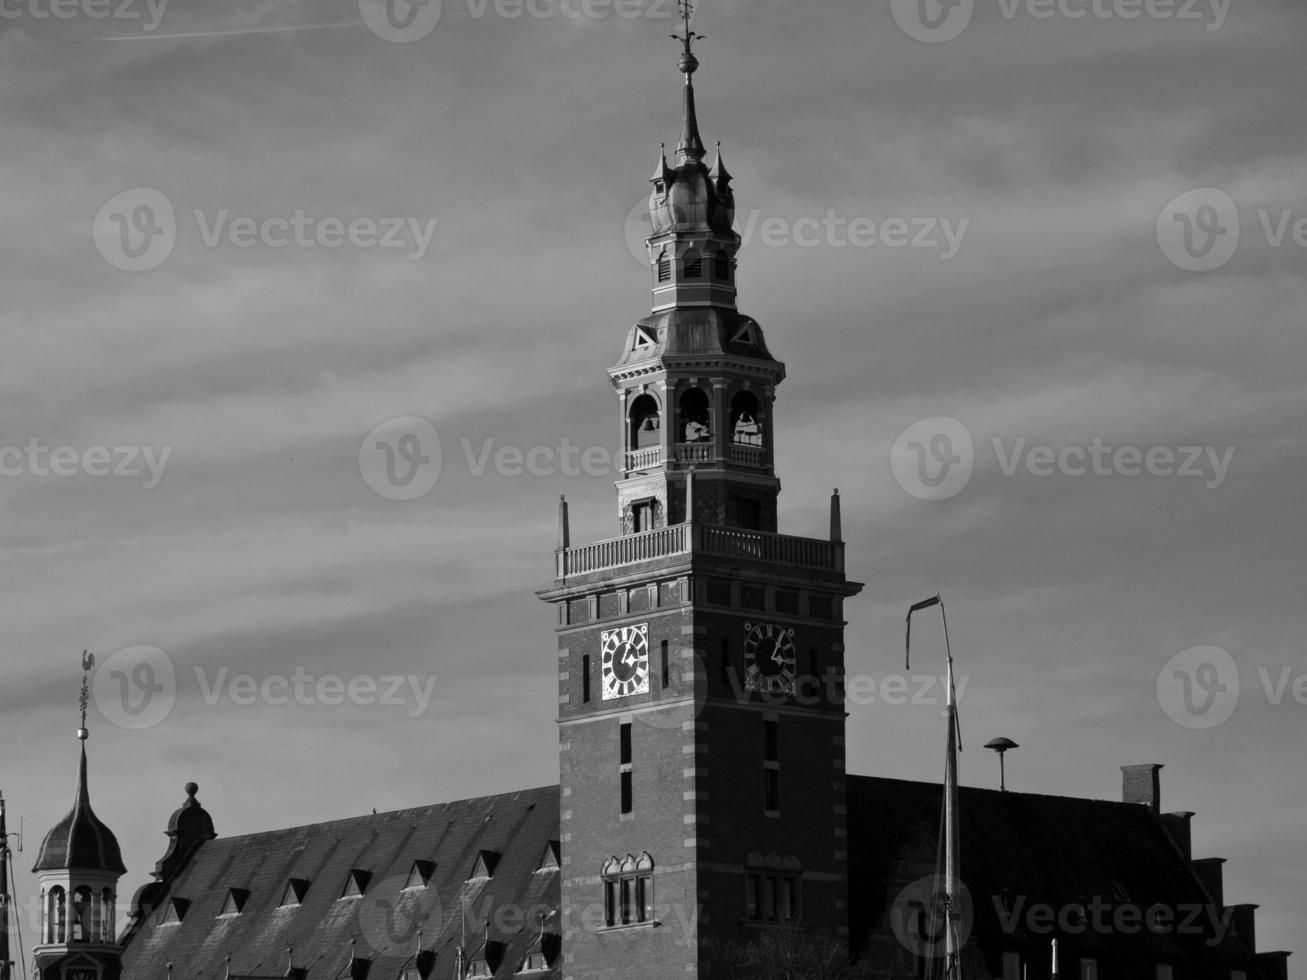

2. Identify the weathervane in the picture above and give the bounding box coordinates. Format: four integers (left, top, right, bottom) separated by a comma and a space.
671, 0, 704, 63
78, 650, 95, 740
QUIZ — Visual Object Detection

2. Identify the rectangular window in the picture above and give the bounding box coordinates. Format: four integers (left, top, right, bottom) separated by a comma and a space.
620, 770, 633, 815
661, 640, 670, 689
1002, 952, 1021, 980
763, 720, 779, 762
1080, 960, 1097, 980
720, 638, 732, 687
633, 501, 655, 533
605, 879, 620, 926
806, 650, 818, 686
764, 768, 780, 813
620, 723, 632, 765
1155, 968, 1173, 980
582, 654, 591, 703
736, 497, 762, 530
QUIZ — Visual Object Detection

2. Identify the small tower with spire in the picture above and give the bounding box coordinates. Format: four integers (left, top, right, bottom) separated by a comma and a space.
31, 653, 125, 980
616, 0, 786, 535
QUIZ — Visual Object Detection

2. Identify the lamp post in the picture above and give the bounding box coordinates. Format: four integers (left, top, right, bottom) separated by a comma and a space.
984, 736, 1019, 792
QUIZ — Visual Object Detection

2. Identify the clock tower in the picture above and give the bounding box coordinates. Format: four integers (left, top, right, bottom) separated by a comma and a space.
538, 10, 864, 978
32, 659, 125, 980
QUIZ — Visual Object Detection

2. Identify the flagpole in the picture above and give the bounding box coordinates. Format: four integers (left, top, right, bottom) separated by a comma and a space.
0, 790, 10, 980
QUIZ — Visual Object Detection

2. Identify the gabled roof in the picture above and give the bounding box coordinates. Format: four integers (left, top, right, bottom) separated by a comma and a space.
121, 786, 560, 980
846, 775, 1258, 965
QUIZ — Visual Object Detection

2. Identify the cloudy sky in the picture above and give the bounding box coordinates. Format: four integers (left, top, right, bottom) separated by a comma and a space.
0, 0, 1303, 964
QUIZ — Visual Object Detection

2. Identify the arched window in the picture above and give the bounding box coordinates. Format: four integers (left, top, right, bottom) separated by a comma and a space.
602, 853, 654, 927
628, 394, 660, 450
101, 887, 116, 941
71, 885, 93, 941
656, 249, 671, 283
714, 248, 731, 282
682, 248, 703, 279
46, 887, 66, 943
678, 387, 711, 443
730, 391, 762, 446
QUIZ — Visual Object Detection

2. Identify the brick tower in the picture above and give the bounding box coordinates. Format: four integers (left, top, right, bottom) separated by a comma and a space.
538, 11, 864, 978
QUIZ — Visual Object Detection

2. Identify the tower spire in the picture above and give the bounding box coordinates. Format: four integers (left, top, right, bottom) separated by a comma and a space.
671, 1, 705, 164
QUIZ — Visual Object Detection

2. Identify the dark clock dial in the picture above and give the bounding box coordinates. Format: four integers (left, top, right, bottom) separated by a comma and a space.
744, 622, 797, 695
601, 623, 650, 700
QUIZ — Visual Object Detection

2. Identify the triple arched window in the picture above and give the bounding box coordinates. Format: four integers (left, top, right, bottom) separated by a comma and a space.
601, 853, 654, 927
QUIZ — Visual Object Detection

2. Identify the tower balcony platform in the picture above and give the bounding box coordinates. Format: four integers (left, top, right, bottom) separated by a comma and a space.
550, 521, 845, 583
622, 442, 769, 474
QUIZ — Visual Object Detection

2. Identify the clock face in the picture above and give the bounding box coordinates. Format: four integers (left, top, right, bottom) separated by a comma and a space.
744, 622, 797, 695
601, 623, 650, 700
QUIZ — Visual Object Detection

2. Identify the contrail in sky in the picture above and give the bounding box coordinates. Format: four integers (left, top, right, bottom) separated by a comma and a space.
97, 21, 360, 41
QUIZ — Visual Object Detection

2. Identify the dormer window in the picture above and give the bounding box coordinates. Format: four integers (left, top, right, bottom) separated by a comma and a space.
682, 248, 703, 279
219, 887, 249, 917
466, 959, 492, 978
340, 868, 371, 899
280, 878, 310, 907
404, 859, 435, 890
468, 850, 500, 882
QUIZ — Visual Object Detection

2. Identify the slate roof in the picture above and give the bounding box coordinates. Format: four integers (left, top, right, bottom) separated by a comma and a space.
33, 745, 126, 875
120, 786, 560, 980
847, 775, 1262, 970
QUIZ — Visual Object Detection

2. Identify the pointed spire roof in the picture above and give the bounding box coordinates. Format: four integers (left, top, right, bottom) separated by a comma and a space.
33, 743, 125, 874
709, 141, 732, 189
671, 0, 705, 164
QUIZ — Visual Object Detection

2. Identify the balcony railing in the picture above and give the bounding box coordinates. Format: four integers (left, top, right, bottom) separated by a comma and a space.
624, 446, 662, 471
556, 522, 840, 578
673, 442, 713, 463
728, 444, 766, 467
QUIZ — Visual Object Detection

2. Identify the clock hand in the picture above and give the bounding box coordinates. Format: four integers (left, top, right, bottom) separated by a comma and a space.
622, 647, 639, 669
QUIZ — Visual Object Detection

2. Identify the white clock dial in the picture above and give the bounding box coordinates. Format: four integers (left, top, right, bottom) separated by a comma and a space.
744, 622, 797, 695
601, 623, 650, 700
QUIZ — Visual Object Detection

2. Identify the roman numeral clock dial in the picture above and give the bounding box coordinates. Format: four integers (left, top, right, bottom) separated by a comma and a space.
744, 622, 797, 695
601, 623, 650, 700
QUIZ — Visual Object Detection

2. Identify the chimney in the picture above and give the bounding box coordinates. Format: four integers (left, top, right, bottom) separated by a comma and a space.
1229, 904, 1258, 952
1159, 810, 1195, 859
1192, 857, 1226, 907
1121, 763, 1163, 812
